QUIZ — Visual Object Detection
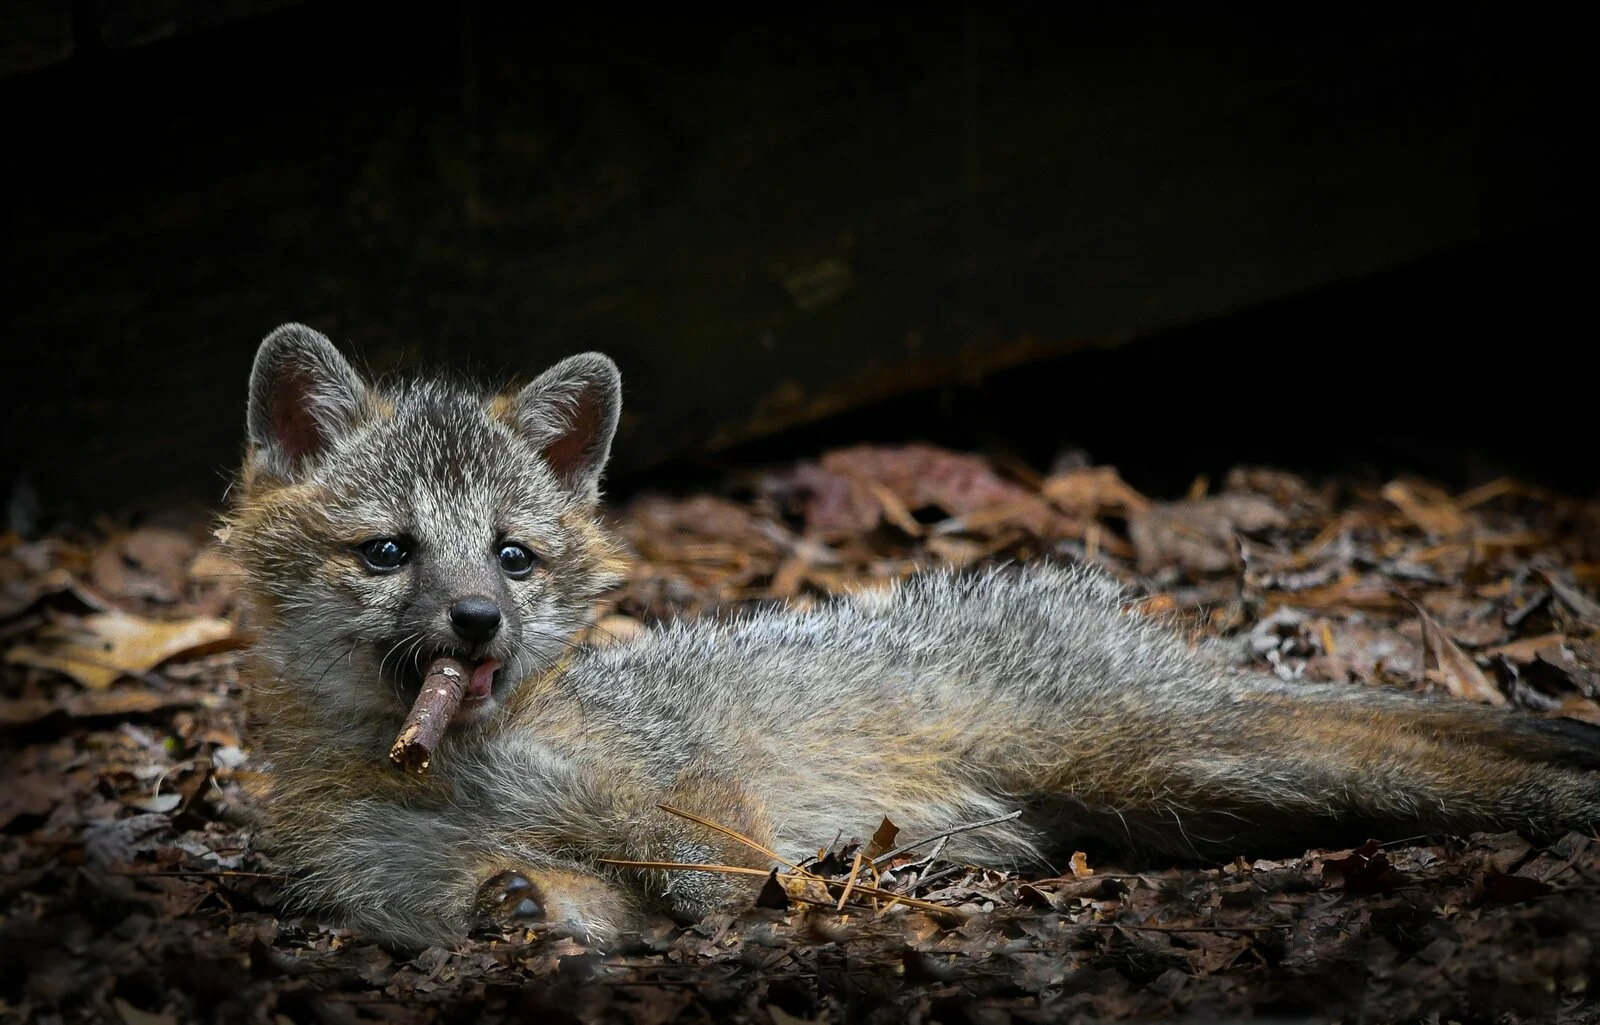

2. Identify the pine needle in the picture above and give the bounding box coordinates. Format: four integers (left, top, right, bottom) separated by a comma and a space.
656, 803, 799, 870
596, 858, 774, 877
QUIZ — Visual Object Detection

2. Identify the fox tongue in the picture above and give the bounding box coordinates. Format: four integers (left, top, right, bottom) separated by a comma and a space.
467, 659, 501, 701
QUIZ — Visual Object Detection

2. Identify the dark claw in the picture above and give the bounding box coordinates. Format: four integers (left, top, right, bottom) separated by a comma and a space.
512, 897, 542, 919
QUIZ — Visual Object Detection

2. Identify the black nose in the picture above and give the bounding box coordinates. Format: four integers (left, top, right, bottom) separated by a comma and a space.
449, 597, 502, 643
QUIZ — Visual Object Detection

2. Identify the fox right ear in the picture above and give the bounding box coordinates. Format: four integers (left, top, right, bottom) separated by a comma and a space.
247, 324, 369, 479
512, 352, 622, 504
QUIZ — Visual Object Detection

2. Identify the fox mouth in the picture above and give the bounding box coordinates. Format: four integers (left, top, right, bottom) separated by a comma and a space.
382, 643, 506, 722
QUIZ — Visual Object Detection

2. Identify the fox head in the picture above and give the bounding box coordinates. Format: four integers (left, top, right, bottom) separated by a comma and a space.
226, 324, 626, 732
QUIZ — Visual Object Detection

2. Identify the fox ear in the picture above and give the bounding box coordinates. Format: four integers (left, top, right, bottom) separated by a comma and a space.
247, 324, 369, 479
513, 352, 622, 503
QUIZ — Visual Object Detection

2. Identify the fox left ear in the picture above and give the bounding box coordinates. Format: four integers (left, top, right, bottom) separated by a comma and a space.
513, 352, 622, 503
247, 324, 370, 480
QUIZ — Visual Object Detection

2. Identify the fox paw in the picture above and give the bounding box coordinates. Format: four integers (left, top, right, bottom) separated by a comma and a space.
472, 867, 636, 947
474, 870, 546, 926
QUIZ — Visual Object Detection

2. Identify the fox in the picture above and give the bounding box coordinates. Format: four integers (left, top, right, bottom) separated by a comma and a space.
224, 323, 1600, 951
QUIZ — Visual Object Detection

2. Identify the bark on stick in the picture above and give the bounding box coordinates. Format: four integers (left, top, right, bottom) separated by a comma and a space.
389, 656, 469, 775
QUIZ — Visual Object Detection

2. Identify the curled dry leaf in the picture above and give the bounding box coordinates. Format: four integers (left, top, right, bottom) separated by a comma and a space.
1544, 571, 1600, 632
113, 998, 179, 1025
0, 685, 211, 726
0, 566, 112, 621
1041, 466, 1150, 517
91, 526, 198, 603
865, 817, 900, 859
1409, 599, 1506, 706
791, 444, 1073, 541
1128, 495, 1288, 575
1484, 633, 1567, 663
1382, 480, 1470, 539
5, 610, 236, 689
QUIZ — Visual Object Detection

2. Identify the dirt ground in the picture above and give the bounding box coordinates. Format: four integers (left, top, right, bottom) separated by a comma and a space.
4, 445, 1599, 1024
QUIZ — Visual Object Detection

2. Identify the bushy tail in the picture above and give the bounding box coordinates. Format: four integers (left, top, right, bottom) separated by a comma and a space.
1013, 685, 1600, 863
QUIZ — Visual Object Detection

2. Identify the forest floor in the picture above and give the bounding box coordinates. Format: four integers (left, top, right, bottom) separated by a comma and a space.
4, 444, 1600, 1024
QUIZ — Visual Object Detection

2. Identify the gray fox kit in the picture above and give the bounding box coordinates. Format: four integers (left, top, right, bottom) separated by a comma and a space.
226, 324, 1600, 951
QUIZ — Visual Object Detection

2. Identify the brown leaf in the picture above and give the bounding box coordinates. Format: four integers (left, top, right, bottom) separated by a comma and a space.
1070, 851, 1093, 878
794, 445, 1075, 541
113, 998, 177, 1025
1544, 572, 1600, 632
1478, 867, 1555, 905
0, 685, 210, 725
92, 526, 198, 603
1040, 466, 1150, 517
1129, 495, 1289, 575
1556, 694, 1600, 724
1323, 840, 1399, 894
1382, 480, 1469, 538
1408, 600, 1507, 706
0, 567, 113, 622
1483, 633, 1567, 663
864, 817, 900, 860
5, 610, 235, 689
0, 773, 70, 829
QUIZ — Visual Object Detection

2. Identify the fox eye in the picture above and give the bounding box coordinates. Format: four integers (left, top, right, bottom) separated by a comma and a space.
357, 537, 410, 573
497, 542, 536, 578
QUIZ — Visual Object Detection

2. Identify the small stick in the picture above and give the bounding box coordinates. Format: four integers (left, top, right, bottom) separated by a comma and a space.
389, 656, 469, 774
871, 809, 1023, 869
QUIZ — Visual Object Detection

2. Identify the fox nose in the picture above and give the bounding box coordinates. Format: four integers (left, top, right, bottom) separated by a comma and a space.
449, 597, 502, 644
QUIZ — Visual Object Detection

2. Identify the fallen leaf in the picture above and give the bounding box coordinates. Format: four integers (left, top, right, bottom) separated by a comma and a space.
0, 773, 70, 829
1556, 695, 1600, 724
0, 685, 211, 725
1544, 572, 1600, 632
114, 998, 177, 1025
6, 610, 235, 689
1323, 840, 1399, 894
0, 567, 112, 621
1383, 480, 1469, 538
865, 817, 900, 859
1478, 867, 1555, 905
1070, 851, 1093, 878
1408, 599, 1506, 706
1041, 466, 1150, 516
185, 547, 246, 615
92, 526, 197, 603
1129, 495, 1288, 575
84, 812, 175, 868
1483, 633, 1567, 662
792, 445, 1075, 541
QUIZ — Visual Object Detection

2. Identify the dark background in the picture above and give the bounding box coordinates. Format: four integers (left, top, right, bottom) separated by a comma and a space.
2, 2, 1594, 517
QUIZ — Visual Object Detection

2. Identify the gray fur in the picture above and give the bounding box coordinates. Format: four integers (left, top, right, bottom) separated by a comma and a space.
229, 334, 1600, 952
512, 352, 622, 504
248, 324, 370, 479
